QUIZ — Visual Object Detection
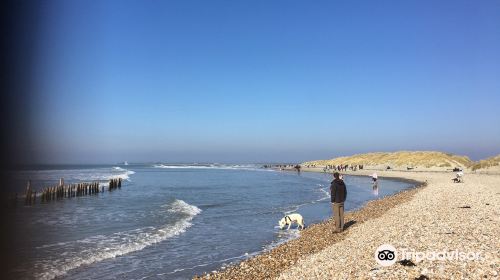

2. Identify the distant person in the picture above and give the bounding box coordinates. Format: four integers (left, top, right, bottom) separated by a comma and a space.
295, 164, 301, 174
372, 173, 379, 196
330, 172, 347, 233
452, 171, 464, 183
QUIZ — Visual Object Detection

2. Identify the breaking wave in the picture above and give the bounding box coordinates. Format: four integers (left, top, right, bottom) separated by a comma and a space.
33, 199, 201, 280
153, 164, 261, 171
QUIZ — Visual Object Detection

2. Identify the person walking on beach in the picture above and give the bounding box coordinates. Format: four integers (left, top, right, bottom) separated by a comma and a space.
372, 173, 379, 196
330, 172, 347, 233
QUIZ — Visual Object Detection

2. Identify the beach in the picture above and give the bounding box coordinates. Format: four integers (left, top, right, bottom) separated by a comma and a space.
4, 1, 500, 279
8, 164, 416, 279
196, 169, 500, 279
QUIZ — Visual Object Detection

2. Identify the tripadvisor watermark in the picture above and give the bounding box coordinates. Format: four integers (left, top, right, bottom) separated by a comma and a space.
375, 244, 482, 266
400, 248, 482, 263
375, 244, 398, 266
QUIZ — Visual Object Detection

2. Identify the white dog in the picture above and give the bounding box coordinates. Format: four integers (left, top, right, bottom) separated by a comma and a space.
279, 213, 305, 230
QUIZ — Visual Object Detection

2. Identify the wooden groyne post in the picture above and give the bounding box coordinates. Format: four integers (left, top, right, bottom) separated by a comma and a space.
108, 178, 122, 191
24, 180, 35, 205
39, 179, 102, 203
24, 176, 126, 205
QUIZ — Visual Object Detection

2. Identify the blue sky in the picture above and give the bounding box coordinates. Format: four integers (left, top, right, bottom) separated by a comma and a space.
31, 0, 500, 163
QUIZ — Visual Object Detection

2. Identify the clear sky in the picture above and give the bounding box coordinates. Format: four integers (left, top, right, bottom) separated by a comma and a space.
29, 0, 499, 163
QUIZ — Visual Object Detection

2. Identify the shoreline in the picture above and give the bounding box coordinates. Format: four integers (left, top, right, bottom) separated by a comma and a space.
194, 170, 427, 279
277, 170, 499, 279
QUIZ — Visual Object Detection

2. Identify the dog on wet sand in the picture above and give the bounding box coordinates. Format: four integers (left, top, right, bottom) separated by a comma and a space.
278, 213, 305, 230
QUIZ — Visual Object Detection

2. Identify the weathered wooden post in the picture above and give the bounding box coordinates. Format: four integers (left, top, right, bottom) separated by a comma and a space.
25, 180, 30, 204
25, 180, 32, 205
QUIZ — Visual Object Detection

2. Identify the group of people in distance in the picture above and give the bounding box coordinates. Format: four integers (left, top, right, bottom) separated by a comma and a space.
323, 164, 364, 172
329, 172, 378, 232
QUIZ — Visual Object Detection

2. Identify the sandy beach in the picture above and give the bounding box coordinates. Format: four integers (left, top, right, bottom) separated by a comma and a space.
195, 169, 500, 279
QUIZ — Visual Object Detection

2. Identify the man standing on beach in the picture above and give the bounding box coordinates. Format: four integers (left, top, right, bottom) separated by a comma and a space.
330, 172, 347, 232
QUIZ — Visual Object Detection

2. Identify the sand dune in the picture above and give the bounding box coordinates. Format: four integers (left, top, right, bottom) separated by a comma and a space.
471, 154, 500, 171
302, 151, 472, 170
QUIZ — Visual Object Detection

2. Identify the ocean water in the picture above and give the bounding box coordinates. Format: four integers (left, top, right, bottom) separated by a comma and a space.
4, 164, 415, 280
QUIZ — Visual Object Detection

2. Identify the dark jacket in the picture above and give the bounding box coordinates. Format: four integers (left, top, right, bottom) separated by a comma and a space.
330, 178, 347, 203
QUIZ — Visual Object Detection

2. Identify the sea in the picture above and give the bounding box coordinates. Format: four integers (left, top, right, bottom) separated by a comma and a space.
4, 164, 416, 280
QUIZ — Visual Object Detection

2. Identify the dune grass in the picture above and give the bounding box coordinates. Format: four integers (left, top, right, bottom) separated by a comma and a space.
302, 151, 473, 168
470, 155, 500, 171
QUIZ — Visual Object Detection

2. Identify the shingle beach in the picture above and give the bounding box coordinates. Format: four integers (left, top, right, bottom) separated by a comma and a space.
195, 169, 499, 279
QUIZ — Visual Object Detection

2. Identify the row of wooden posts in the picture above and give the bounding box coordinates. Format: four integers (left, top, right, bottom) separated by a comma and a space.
24, 177, 123, 205
108, 178, 122, 190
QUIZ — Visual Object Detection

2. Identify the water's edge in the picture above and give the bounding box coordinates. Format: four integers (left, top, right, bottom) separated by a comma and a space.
194, 170, 425, 278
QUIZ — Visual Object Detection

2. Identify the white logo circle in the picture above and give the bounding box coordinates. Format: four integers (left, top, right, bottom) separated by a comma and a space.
375, 244, 397, 266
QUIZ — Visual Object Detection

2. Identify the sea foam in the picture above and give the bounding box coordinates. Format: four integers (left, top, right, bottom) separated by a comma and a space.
153, 164, 259, 171
33, 199, 201, 280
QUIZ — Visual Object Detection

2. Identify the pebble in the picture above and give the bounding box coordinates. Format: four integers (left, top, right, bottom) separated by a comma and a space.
194, 171, 500, 280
